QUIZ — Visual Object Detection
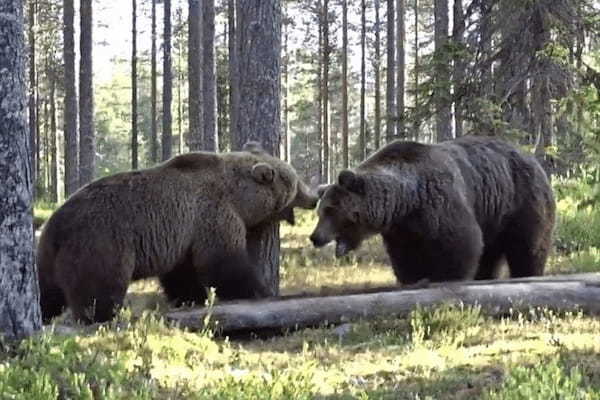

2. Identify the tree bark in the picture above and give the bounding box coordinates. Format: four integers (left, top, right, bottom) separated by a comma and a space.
28, 0, 36, 192
79, 0, 95, 185
131, 0, 138, 169
317, 0, 323, 180
188, 0, 203, 151
166, 275, 600, 334
63, 0, 78, 196
322, 0, 330, 182
50, 74, 57, 203
150, 0, 158, 163
359, 0, 366, 159
234, 0, 282, 296
396, 0, 405, 139
412, 0, 419, 140
452, 0, 464, 138
386, 0, 396, 142
0, 0, 42, 340
341, 0, 348, 169
374, 0, 381, 150
434, 0, 451, 142
228, 0, 239, 145
162, 0, 173, 161
203, 0, 217, 151
282, 4, 290, 162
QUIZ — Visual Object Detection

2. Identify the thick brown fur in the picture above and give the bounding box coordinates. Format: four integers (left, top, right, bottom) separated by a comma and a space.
310, 136, 556, 284
38, 147, 317, 323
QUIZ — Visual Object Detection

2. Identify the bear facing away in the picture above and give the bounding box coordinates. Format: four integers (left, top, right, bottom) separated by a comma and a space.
310, 136, 556, 284
38, 145, 317, 323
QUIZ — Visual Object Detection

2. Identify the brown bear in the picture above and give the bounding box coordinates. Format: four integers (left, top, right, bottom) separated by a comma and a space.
310, 136, 555, 284
37, 144, 317, 323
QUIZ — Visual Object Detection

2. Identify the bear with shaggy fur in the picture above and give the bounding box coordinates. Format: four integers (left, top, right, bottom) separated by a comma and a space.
38, 144, 317, 323
310, 136, 555, 284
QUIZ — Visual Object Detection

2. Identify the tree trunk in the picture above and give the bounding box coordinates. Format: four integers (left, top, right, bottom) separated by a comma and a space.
50, 73, 58, 203
162, 0, 172, 161
187, 0, 203, 151
452, 0, 464, 138
234, 0, 282, 296
396, 0, 405, 139
386, 0, 395, 143
341, 0, 348, 169
359, 0, 366, 159
63, 0, 78, 196
28, 0, 36, 194
131, 0, 138, 169
0, 0, 42, 340
322, 0, 330, 183
374, 0, 381, 150
150, 0, 158, 163
176, 7, 184, 155
79, 0, 95, 186
412, 0, 419, 140
317, 0, 323, 181
203, 0, 217, 151
228, 0, 239, 145
282, 4, 290, 162
434, 0, 451, 142
166, 274, 600, 334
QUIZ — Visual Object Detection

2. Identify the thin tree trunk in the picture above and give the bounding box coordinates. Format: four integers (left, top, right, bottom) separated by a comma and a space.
150, 0, 158, 163
63, 0, 78, 196
162, 0, 173, 160
374, 0, 381, 150
188, 0, 203, 151
452, 0, 464, 138
317, 0, 323, 181
412, 0, 419, 140
359, 0, 366, 159
322, 0, 330, 182
386, 0, 395, 142
0, 0, 42, 340
234, 0, 282, 296
434, 0, 451, 142
28, 0, 36, 193
177, 8, 183, 155
341, 0, 348, 169
131, 0, 138, 169
79, 0, 95, 186
282, 4, 290, 162
228, 0, 239, 145
50, 74, 57, 203
396, 0, 405, 138
203, 0, 217, 151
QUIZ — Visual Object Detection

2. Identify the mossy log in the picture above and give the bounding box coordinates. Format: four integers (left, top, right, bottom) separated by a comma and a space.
165, 273, 600, 334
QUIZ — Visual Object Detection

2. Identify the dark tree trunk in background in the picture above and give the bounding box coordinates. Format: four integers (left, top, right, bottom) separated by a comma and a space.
412, 0, 419, 139
234, 0, 282, 296
150, 0, 158, 163
386, 0, 395, 142
374, 0, 381, 149
50, 75, 57, 203
28, 0, 36, 192
359, 0, 366, 159
452, 0, 464, 137
203, 0, 217, 151
341, 0, 348, 169
0, 0, 42, 340
282, 4, 290, 162
228, 0, 239, 144
131, 0, 138, 169
162, 0, 173, 161
396, 0, 405, 138
79, 0, 95, 185
321, 0, 330, 182
317, 0, 323, 181
188, 0, 203, 151
434, 0, 451, 142
63, 0, 78, 196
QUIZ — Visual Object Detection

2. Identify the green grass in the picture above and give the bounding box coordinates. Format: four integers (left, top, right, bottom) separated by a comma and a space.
11, 178, 600, 398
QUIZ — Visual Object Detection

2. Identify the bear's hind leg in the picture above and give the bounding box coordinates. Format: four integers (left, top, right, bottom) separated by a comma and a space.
474, 243, 505, 280
159, 259, 207, 307
503, 215, 552, 278
205, 253, 271, 301
39, 278, 67, 323
65, 283, 128, 323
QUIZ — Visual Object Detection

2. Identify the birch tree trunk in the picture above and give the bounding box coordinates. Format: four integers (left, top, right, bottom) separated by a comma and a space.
79, 0, 95, 185
0, 0, 42, 340
188, 0, 203, 151
63, 0, 78, 195
162, 0, 173, 161
234, 0, 282, 296
203, 0, 217, 151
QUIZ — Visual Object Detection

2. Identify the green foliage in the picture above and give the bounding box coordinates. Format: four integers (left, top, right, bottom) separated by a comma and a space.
485, 358, 599, 400
410, 303, 483, 348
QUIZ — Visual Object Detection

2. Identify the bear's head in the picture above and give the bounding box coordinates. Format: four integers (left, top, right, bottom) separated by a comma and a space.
225, 142, 318, 227
310, 170, 374, 257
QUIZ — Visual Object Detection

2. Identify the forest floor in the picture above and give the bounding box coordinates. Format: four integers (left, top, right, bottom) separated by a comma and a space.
5, 197, 600, 398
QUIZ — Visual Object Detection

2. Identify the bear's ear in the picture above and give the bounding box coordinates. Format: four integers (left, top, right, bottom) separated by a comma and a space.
317, 184, 331, 199
251, 162, 275, 184
338, 170, 365, 195
243, 141, 266, 155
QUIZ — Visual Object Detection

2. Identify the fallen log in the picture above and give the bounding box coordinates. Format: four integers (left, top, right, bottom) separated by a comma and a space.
165, 273, 600, 334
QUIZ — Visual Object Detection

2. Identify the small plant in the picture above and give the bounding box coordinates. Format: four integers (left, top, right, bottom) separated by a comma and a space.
410, 303, 483, 348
